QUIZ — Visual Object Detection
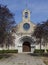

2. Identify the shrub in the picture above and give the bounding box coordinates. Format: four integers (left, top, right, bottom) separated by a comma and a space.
0, 50, 18, 54
46, 49, 48, 52
34, 49, 45, 53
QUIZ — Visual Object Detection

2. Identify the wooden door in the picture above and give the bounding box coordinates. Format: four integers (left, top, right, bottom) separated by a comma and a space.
23, 42, 31, 52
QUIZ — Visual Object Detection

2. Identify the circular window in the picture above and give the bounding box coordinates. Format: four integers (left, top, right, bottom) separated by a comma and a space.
23, 23, 30, 30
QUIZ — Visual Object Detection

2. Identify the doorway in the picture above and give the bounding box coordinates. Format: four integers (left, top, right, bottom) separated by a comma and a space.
23, 41, 31, 52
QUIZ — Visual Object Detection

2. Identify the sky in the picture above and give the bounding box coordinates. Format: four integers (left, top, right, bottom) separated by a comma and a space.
0, 0, 48, 24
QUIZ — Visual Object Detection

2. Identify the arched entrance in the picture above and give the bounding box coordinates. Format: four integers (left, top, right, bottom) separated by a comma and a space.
19, 36, 35, 53
23, 41, 31, 52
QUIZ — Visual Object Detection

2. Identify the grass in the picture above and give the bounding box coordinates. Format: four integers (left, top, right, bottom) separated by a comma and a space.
29, 53, 48, 65
44, 61, 48, 65
40, 57, 48, 65
0, 54, 12, 59
0, 50, 18, 59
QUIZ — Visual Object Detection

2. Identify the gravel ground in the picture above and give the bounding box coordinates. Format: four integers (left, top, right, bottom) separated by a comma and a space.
0, 53, 46, 65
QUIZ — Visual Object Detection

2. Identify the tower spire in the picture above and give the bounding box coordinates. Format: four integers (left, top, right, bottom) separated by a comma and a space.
25, 0, 28, 10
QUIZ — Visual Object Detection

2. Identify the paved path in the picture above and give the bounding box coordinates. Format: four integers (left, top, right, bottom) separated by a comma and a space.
0, 53, 46, 65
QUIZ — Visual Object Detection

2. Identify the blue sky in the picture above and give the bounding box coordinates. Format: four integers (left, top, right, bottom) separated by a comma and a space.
0, 0, 48, 24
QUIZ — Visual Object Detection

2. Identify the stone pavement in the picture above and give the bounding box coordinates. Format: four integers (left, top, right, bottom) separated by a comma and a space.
0, 53, 46, 65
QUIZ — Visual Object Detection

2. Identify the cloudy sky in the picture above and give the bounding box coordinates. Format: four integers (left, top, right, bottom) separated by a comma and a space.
0, 0, 48, 24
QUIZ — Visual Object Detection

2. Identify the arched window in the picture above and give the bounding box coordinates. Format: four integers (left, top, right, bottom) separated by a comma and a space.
25, 12, 28, 18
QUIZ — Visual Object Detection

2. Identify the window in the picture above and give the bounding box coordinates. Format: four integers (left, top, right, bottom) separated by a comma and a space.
25, 12, 28, 18
23, 23, 30, 30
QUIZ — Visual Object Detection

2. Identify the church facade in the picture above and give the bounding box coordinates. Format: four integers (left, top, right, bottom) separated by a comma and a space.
13, 9, 36, 53
0, 9, 48, 53
11, 9, 48, 53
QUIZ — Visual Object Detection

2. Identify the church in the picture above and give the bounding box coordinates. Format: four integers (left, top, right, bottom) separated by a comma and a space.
13, 9, 36, 53
10, 9, 48, 53
1, 9, 48, 53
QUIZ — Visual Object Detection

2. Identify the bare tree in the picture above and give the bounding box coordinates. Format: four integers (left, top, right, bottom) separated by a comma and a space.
6, 33, 15, 49
32, 20, 48, 53
0, 4, 15, 47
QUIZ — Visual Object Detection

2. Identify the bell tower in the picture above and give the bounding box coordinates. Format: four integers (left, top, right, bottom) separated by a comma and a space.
22, 9, 30, 22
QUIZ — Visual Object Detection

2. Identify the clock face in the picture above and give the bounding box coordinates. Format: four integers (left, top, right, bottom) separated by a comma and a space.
23, 23, 30, 30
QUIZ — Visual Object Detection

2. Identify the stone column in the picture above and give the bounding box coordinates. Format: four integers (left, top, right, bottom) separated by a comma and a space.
18, 43, 22, 53
31, 44, 35, 53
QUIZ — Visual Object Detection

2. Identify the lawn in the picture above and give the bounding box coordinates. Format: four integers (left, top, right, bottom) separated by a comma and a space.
0, 50, 18, 59
0, 54, 12, 59
41, 57, 48, 65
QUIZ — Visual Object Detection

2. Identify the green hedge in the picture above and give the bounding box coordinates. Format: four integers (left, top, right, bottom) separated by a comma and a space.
34, 49, 45, 53
46, 49, 48, 52
0, 50, 18, 54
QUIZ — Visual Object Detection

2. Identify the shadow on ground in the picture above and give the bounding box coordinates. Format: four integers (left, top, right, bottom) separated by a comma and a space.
27, 53, 48, 57
0, 54, 12, 59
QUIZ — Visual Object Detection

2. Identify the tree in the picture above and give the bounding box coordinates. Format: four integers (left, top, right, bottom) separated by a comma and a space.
42, 20, 48, 52
43, 20, 48, 42
32, 23, 44, 53
6, 33, 15, 49
32, 20, 48, 53
0, 4, 15, 47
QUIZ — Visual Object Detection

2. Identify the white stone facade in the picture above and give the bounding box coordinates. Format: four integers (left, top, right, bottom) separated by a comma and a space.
1, 9, 48, 53
11, 9, 48, 53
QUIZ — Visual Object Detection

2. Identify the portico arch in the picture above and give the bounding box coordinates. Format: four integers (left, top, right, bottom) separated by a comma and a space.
20, 36, 35, 52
